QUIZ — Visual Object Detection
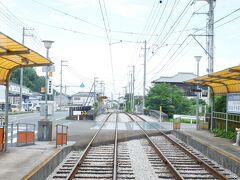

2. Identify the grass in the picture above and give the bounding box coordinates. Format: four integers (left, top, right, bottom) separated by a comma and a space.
211, 128, 237, 140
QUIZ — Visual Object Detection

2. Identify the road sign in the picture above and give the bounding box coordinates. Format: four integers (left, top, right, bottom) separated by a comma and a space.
47, 79, 53, 95
80, 82, 85, 88
191, 89, 202, 92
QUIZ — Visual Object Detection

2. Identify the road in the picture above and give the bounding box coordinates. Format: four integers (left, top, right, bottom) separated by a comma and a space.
5, 111, 69, 144
8, 111, 69, 125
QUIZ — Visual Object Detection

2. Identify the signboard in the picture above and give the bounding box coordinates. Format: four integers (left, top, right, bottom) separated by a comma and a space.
227, 93, 240, 114
47, 79, 53, 95
80, 82, 85, 88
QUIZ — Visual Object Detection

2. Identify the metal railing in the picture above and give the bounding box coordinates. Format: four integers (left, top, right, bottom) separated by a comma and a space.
16, 123, 35, 146
211, 111, 240, 131
56, 124, 68, 147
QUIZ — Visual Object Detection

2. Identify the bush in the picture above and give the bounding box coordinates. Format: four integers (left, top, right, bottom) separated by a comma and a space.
211, 128, 237, 140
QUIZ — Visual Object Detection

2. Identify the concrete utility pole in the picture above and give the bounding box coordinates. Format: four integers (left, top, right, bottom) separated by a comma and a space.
93, 77, 98, 108
142, 40, 147, 111
207, 0, 215, 74
99, 81, 105, 96
132, 66, 135, 112
20, 27, 33, 111
130, 73, 133, 112
195, 56, 202, 130
195, 0, 215, 105
60, 60, 68, 110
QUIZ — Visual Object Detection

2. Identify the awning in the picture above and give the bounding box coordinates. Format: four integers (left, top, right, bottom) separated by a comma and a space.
0, 32, 52, 85
185, 65, 240, 95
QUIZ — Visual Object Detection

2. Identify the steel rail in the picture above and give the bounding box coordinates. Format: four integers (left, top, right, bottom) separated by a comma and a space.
132, 113, 229, 180
67, 113, 113, 180
113, 112, 119, 180
124, 113, 184, 180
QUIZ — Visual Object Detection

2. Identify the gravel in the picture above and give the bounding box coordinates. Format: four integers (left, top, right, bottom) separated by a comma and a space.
128, 139, 159, 180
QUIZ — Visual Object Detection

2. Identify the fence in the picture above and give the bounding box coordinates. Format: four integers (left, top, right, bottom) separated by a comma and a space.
0, 127, 3, 151
56, 124, 68, 147
17, 123, 35, 146
210, 111, 240, 131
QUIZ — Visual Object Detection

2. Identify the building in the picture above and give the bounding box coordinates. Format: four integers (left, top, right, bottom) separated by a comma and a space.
0, 83, 43, 111
54, 93, 71, 108
71, 92, 95, 106
152, 72, 208, 99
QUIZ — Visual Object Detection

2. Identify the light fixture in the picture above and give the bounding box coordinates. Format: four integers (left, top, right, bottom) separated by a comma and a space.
42, 40, 54, 49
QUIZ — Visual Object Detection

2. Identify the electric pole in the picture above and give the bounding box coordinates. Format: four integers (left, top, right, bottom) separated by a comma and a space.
60, 60, 68, 110
207, 0, 215, 74
93, 77, 98, 108
20, 27, 33, 111
132, 66, 135, 112
142, 40, 147, 111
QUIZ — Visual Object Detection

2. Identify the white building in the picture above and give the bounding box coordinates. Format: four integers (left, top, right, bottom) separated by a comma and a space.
71, 92, 95, 106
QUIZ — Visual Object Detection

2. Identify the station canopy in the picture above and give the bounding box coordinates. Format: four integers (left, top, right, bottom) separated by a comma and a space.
0, 32, 52, 85
185, 65, 240, 95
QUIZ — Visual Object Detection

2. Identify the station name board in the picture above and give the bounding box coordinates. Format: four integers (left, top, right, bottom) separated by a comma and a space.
227, 93, 240, 114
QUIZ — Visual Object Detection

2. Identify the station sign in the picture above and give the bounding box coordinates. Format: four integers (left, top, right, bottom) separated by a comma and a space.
47, 79, 53, 95
227, 93, 240, 114
72, 106, 91, 111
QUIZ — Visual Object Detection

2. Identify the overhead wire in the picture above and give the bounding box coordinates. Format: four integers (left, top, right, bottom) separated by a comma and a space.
98, 0, 116, 98
30, 0, 104, 30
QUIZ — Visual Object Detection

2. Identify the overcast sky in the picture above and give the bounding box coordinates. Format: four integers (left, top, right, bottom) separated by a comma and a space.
1, 0, 240, 99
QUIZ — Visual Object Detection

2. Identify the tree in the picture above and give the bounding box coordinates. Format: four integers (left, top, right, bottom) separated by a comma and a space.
146, 83, 192, 118
214, 95, 226, 112
10, 68, 45, 93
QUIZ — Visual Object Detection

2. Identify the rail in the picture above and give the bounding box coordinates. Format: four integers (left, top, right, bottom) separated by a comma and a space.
124, 113, 184, 180
113, 113, 119, 180
132, 113, 228, 180
67, 113, 113, 179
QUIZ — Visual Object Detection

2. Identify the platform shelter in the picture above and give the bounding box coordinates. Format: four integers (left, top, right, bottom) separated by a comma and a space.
0, 32, 52, 151
185, 65, 240, 130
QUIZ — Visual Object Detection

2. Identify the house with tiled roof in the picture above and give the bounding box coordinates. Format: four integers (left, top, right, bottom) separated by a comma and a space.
152, 72, 208, 98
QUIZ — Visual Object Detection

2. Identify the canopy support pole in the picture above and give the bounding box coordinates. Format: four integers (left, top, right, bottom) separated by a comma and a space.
4, 79, 9, 151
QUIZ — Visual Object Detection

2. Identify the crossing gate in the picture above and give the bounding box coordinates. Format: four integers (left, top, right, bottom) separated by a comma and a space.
56, 124, 68, 147
17, 123, 35, 146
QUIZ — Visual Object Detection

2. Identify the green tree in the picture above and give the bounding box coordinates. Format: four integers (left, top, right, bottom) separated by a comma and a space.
146, 83, 192, 118
214, 95, 226, 112
10, 68, 45, 93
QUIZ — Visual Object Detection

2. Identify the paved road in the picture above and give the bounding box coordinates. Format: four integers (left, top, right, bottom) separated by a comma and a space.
4, 111, 69, 144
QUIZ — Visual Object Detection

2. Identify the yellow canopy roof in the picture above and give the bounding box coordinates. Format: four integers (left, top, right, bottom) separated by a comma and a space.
0, 32, 52, 85
185, 65, 240, 95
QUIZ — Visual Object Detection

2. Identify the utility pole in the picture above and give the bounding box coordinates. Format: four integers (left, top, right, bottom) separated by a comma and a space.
93, 77, 98, 108
99, 81, 105, 96
207, 0, 215, 74
60, 60, 68, 110
20, 27, 33, 111
130, 73, 133, 112
207, 0, 215, 109
142, 40, 147, 111
194, 0, 215, 105
132, 66, 135, 112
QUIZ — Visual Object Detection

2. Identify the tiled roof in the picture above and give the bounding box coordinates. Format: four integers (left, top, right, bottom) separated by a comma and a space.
152, 72, 197, 83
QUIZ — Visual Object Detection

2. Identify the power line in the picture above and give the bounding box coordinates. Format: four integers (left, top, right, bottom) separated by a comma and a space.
215, 7, 240, 24
30, 0, 104, 29
22, 18, 108, 39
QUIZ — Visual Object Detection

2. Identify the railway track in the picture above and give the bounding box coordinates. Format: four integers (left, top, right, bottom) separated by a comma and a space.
127, 113, 238, 180
48, 112, 238, 180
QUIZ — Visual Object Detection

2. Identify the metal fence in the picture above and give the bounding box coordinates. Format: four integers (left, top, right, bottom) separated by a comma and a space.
210, 111, 240, 131
56, 124, 68, 147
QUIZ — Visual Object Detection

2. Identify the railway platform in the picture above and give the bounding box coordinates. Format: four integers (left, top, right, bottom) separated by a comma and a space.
0, 114, 239, 179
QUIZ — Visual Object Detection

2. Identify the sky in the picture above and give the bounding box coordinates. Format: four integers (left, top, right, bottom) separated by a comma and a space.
0, 0, 240, 99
